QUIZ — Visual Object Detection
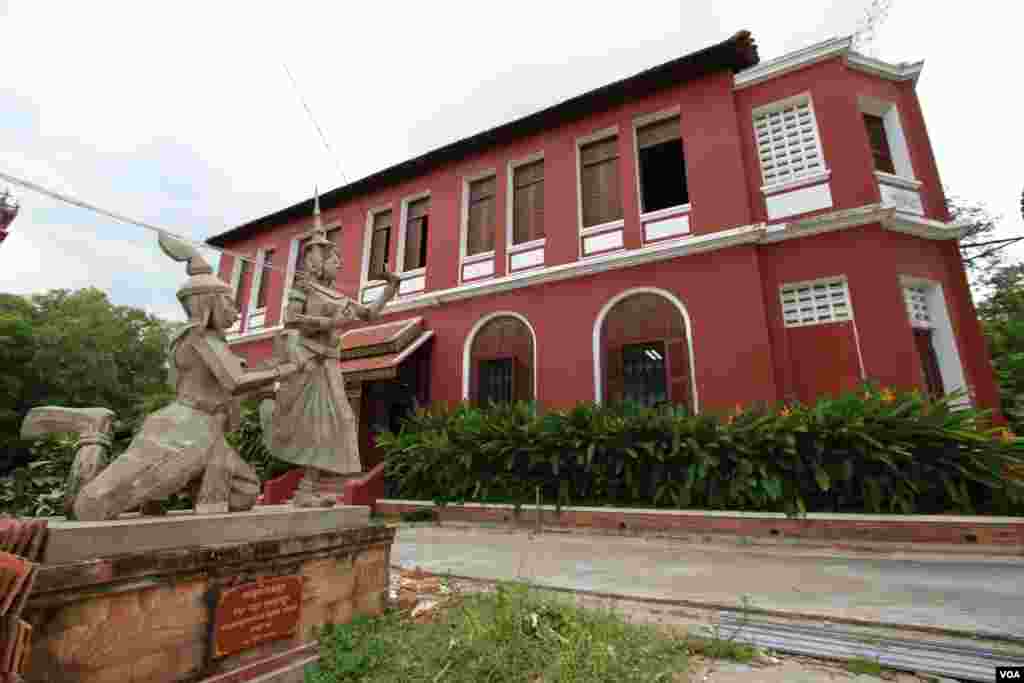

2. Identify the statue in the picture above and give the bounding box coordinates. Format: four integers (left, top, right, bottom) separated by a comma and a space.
260, 193, 400, 507
59, 233, 297, 521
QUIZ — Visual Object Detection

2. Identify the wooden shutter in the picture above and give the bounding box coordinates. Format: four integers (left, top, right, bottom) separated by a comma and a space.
513, 161, 544, 244
467, 177, 496, 256
368, 211, 391, 278
666, 338, 691, 410
256, 249, 274, 309
637, 116, 680, 150
581, 137, 622, 228
863, 114, 895, 174
913, 329, 944, 398
514, 357, 532, 403
405, 199, 429, 270
606, 346, 625, 403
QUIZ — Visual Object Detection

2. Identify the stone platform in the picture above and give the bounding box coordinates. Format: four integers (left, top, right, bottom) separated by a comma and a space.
23, 506, 393, 682
42, 504, 371, 564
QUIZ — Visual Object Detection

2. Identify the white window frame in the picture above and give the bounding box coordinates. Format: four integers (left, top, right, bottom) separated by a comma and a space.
631, 106, 692, 219
752, 92, 829, 191
360, 203, 395, 298
899, 275, 969, 406
395, 190, 431, 276
246, 248, 269, 330
858, 95, 915, 181
506, 151, 546, 255
575, 125, 625, 257
225, 255, 246, 334
459, 168, 498, 284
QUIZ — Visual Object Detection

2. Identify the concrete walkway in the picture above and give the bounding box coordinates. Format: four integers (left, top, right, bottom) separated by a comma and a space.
393, 525, 1024, 639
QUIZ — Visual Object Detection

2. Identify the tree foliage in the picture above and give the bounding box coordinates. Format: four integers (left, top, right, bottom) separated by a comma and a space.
977, 263, 1024, 431
0, 288, 175, 473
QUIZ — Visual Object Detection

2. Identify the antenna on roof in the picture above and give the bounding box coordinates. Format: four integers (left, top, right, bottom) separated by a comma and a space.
852, 0, 893, 57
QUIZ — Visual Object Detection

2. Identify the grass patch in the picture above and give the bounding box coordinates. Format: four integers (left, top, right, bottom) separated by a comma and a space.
680, 634, 755, 663
846, 656, 883, 676
307, 581, 689, 682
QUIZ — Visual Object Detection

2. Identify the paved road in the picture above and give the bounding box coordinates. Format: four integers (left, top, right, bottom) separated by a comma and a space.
393, 526, 1024, 639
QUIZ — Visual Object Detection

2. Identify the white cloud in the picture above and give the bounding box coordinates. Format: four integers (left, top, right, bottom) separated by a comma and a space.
1, 0, 1021, 320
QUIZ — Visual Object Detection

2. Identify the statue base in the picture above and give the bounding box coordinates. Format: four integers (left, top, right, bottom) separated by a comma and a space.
23, 506, 394, 682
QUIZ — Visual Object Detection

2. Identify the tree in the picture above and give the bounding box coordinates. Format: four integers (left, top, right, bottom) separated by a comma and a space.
977, 263, 1024, 431
0, 288, 174, 473
952, 193, 1024, 288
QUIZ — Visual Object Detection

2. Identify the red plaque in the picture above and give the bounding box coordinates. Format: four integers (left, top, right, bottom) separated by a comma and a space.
212, 576, 303, 658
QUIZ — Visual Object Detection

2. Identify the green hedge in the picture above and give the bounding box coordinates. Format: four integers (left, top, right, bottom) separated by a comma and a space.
379, 384, 1024, 517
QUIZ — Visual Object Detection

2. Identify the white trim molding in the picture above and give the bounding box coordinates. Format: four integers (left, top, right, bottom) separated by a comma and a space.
734, 35, 924, 90
395, 190, 431, 275
343, 203, 963, 319
461, 311, 539, 402
459, 167, 499, 285
575, 125, 623, 258
591, 287, 698, 412
359, 203, 394, 301
898, 275, 970, 407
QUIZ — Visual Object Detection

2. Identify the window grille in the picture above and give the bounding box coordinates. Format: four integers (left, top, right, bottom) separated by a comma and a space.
903, 284, 932, 328
478, 358, 514, 405
780, 278, 851, 328
754, 99, 825, 187
622, 342, 668, 407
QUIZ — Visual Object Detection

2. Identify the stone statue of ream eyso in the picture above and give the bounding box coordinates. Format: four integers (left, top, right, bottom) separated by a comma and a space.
260, 193, 400, 507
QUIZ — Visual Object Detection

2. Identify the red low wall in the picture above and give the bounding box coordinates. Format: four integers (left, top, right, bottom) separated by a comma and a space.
376, 500, 1024, 549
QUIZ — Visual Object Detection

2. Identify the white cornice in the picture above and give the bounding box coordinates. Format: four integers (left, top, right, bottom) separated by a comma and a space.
762, 203, 965, 244
378, 224, 765, 314
846, 52, 924, 84
734, 36, 853, 90
226, 206, 963, 345
734, 35, 924, 90
883, 212, 968, 240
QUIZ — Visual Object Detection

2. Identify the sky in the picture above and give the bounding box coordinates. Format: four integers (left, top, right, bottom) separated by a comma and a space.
1, 0, 1022, 322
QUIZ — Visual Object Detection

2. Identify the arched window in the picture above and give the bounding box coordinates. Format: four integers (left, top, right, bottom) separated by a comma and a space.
597, 290, 694, 410
465, 314, 535, 405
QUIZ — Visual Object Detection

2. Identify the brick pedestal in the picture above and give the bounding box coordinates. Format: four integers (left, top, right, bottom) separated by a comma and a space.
23, 507, 394, 682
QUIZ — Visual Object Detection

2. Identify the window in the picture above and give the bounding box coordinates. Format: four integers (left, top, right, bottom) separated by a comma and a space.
404, 198, 429, 271
478, 358, 514, 405
580, 136, 623, 228
513, 160, 544, 244
637, 116, 688, 212
753, 97, 825, 187
255, 249, 274, 309
903, 283, 943, 398
467, 176, 496, 256
621, 342, 668, 407
780, 278, 851, 327
368, 210, 392, 278
863, 113, 895, 174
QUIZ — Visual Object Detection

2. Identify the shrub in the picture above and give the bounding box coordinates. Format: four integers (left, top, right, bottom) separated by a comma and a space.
379, 384, 1024, 516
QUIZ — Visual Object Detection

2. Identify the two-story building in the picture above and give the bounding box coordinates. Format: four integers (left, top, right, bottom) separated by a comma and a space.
207, 30, 1000, 470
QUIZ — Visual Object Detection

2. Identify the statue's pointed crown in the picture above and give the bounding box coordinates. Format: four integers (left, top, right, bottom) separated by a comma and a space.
305, 187, 334, 249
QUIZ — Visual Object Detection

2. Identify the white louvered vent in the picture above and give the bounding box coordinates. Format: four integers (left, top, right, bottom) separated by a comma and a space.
780, 278, 851, 328
904, 285, 932, 328
754, 99, 825, 187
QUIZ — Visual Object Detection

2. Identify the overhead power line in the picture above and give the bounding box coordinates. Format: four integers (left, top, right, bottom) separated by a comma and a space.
282, 62, 348, 185
0, 169, 289, 275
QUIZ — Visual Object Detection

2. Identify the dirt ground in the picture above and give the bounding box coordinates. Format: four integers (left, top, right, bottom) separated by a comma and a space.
388, 567, 947, 683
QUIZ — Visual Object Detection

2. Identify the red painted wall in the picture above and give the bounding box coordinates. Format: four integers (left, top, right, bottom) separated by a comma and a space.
219, 49, 998, 418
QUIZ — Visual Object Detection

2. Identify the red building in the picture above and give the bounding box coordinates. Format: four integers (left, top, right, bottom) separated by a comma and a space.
207, 31, 999, 470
